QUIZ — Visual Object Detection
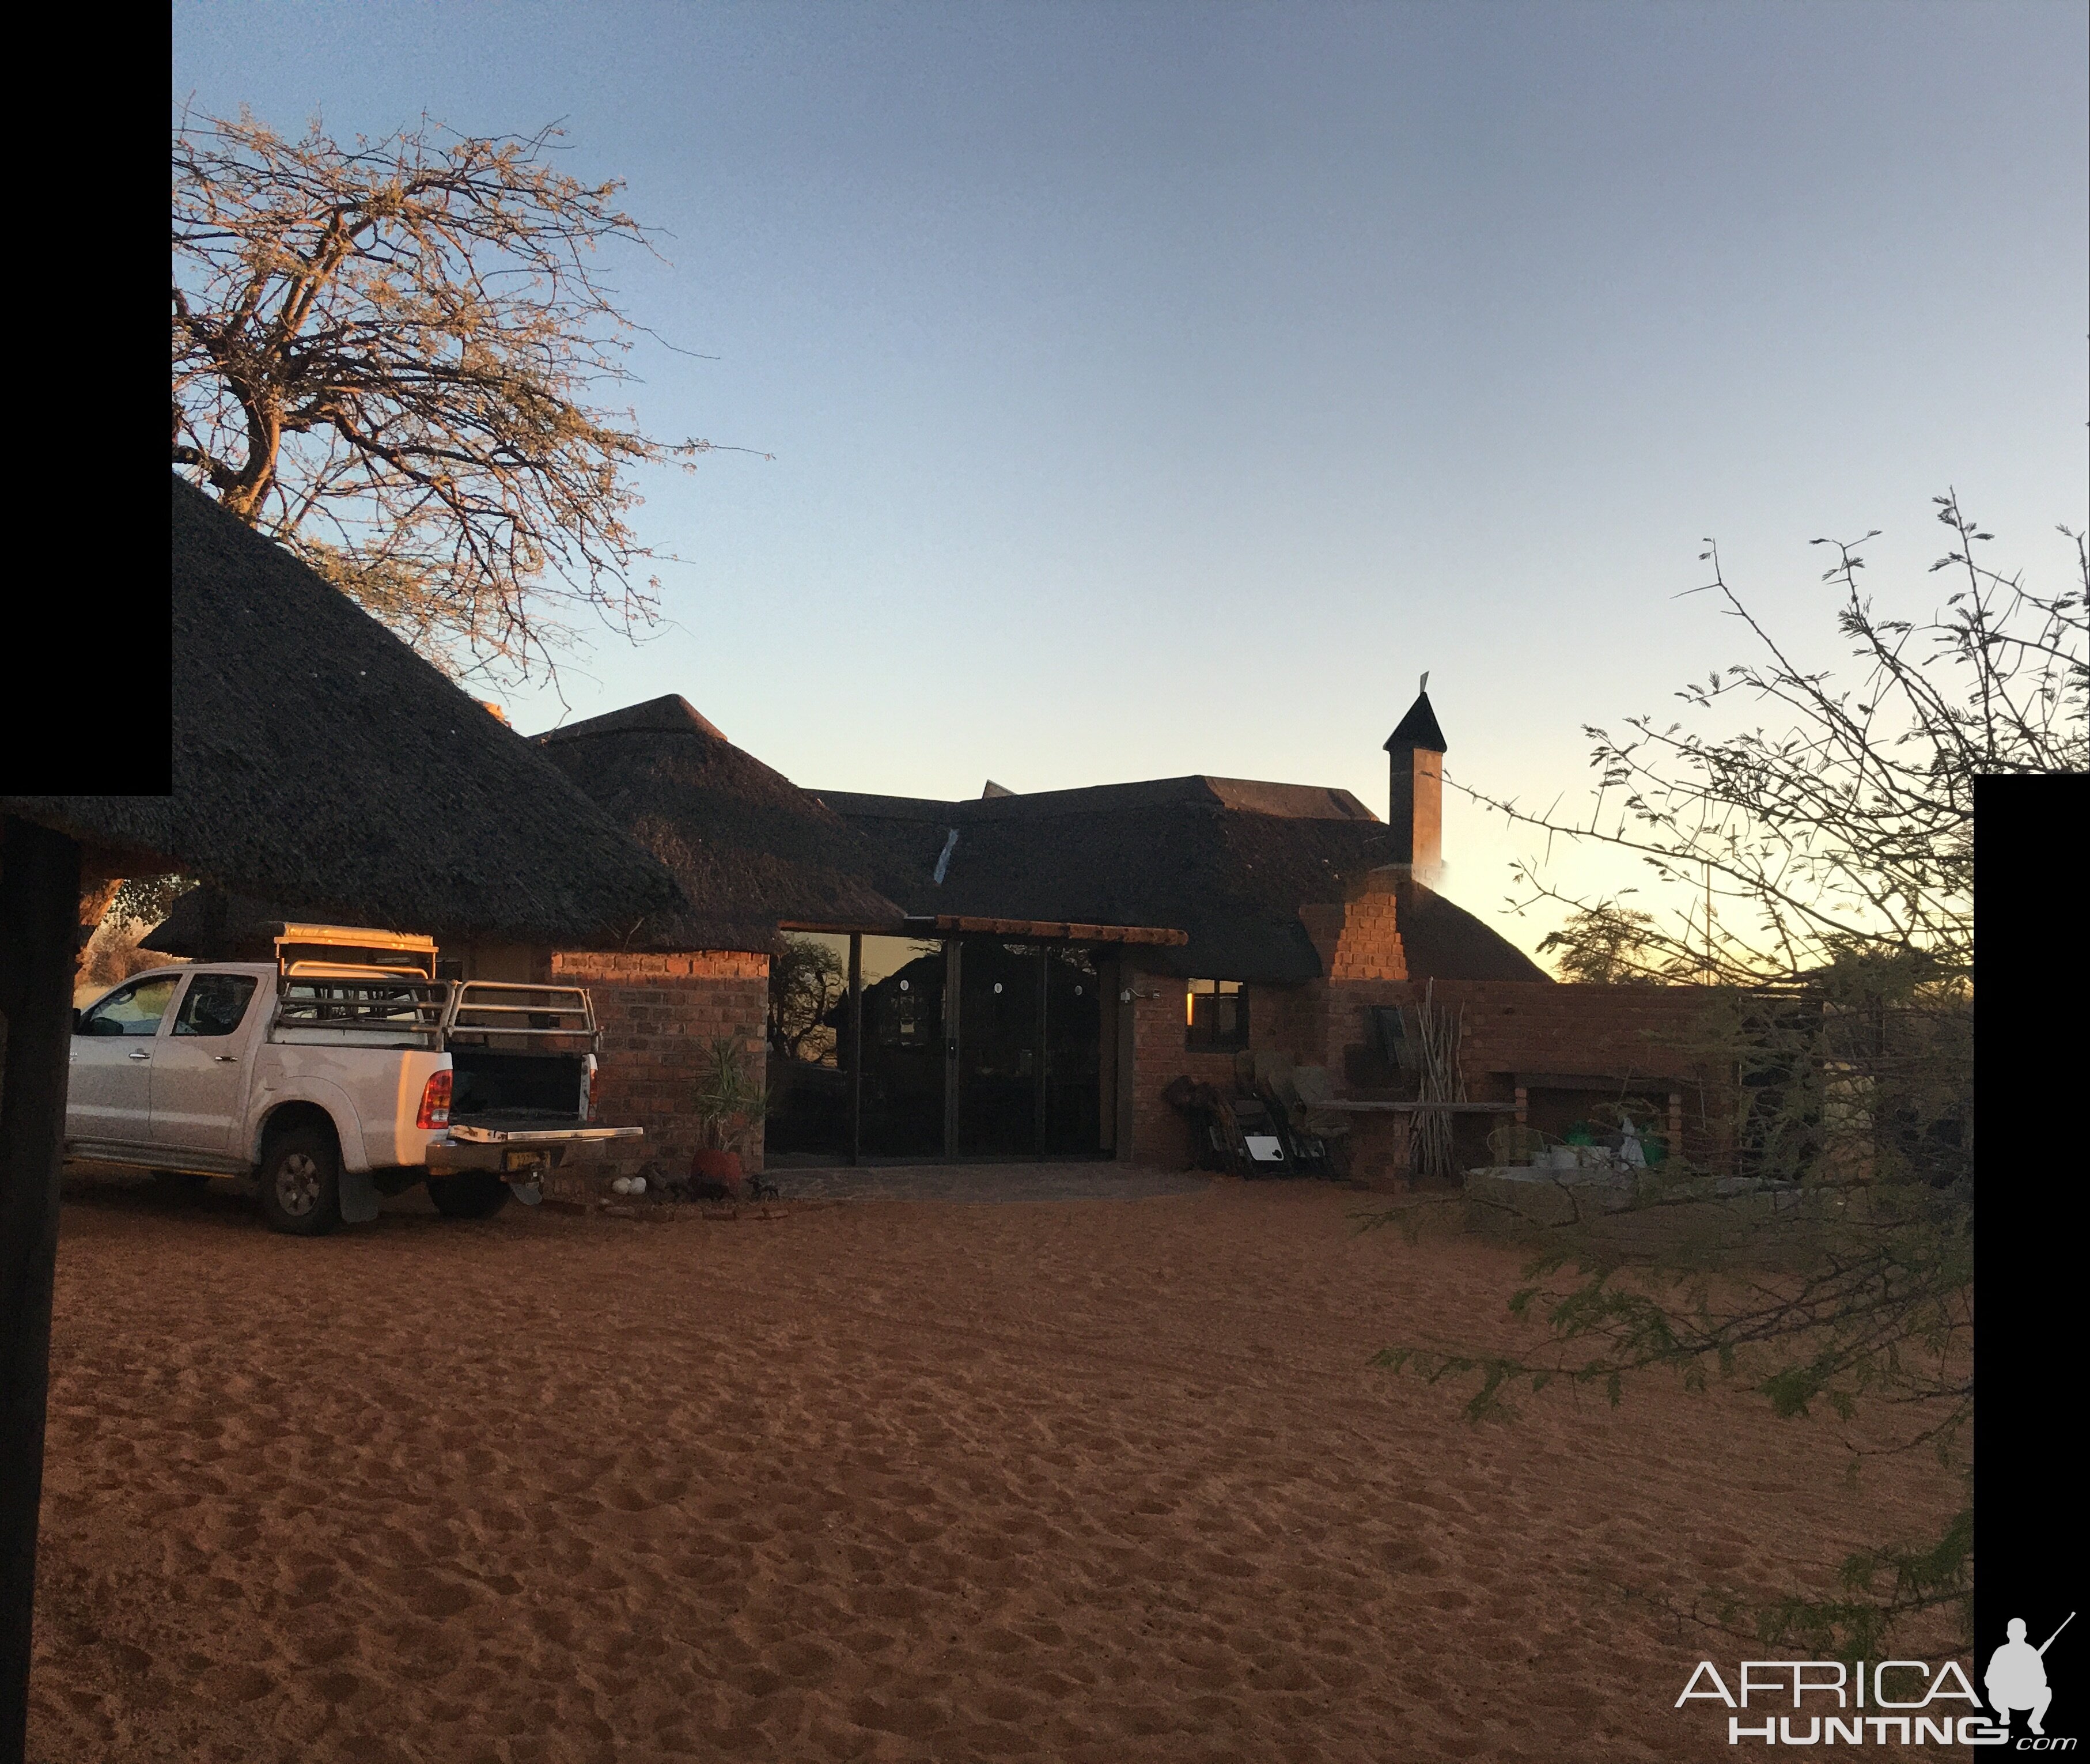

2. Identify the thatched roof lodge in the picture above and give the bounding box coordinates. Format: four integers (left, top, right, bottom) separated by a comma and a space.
149, 664, 1669, 1179
41, 486, 1713, 1205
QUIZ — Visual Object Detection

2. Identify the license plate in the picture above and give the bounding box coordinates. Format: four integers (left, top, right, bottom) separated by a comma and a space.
503, 1150, 542, 1172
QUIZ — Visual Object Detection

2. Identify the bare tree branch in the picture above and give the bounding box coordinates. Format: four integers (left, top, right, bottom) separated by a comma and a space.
172, 107, 769, 685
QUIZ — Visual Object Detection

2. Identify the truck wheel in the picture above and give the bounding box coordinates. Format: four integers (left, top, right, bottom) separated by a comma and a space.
257, 1126, 343, 1236
427, 1173, 510, 1220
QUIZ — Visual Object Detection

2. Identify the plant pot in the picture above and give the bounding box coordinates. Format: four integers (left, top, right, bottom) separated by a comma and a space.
689, 1149, 744, 1197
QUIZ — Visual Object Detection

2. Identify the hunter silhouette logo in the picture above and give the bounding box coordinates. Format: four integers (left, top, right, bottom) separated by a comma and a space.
1987, 1612, 2073, 1739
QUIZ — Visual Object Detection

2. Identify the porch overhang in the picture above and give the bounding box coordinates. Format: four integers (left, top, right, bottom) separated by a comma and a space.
899, 914, 1187, 947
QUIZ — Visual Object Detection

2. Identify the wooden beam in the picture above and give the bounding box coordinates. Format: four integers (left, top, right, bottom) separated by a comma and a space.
900, 914, 1188, 947
1310, 1100, 1519, 1114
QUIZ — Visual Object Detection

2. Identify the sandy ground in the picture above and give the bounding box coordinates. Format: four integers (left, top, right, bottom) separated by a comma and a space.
29, 1168, 1963, 1763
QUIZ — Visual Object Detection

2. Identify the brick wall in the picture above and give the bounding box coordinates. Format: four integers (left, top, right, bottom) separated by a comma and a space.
1124, 969, 1366, 1169
1247, 982, 1321, 1063
1298, 879, 1409, 984
548, 949, 771, 1191
1124, 962, 1735, 1179
1436, 978, 1732, 1165
1432, 979, 1717, 1091
1310, 976, 1732, 1166
1124, 972, 1240, 1167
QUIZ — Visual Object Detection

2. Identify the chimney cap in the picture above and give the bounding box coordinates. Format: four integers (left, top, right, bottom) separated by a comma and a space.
1384, 686, 1447, 753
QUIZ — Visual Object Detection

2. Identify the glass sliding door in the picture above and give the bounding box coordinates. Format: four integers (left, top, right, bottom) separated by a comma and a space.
1042, 947, 1101, 1154
766, 932, 854, 1159
957, 941, 1044, 1156
951, 940, 1105, 1159
858, 935, 946, 1157
775, 932, 1109, 1163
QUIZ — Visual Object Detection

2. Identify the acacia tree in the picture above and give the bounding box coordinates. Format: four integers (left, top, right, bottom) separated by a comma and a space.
173, 108, 758, 684
1535, 904, 1659, 984
1381, 494, 2086, 1653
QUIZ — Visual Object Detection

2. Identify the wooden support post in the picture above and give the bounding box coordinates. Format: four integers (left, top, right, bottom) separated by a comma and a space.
1096, 959, 1118, 1157
1514, 1085, 1528, 1127
847, 934, 862, 1167
1668, 1091, 1684, 1161
1, 816, 84, 1757
941, 938, 963, 1157
1114, 970, 1138, 1163
1033, 946, 1048, 1158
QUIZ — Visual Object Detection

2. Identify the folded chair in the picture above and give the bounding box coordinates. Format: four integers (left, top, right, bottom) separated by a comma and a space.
1219, 1093, 1291, 1177
1287, 1065, 1353, 1179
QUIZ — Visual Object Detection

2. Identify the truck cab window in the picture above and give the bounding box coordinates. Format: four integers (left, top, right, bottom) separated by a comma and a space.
172, 973, 259, 1038
76, 975, 181, 1037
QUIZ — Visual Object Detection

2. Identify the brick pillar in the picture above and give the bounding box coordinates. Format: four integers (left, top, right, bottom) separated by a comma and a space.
548, 948, 771, 1191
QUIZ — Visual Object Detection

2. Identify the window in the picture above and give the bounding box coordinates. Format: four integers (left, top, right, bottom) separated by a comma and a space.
172, 972, 259, 1038
1186, 979, 1248, 1050
75, 975, 181, 1038
770, 933, 850, 1068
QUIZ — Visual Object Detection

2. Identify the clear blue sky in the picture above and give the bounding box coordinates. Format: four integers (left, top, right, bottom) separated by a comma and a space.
172, 2, 2088, 956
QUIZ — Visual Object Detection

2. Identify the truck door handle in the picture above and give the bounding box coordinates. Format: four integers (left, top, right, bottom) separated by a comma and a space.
128, 1050, 152, 1062
213, 1055, 237, 1063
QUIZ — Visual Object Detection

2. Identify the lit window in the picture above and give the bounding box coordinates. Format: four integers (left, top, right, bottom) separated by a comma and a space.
1187, 979, 1247, 1050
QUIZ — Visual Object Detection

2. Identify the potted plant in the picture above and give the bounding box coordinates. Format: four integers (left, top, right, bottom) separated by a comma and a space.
690, 1036, 770, 1197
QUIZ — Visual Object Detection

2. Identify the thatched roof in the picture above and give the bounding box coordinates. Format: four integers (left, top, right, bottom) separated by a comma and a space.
5, 479, 686, 947
529, 695, 904, 949
819, 777, 1548, 984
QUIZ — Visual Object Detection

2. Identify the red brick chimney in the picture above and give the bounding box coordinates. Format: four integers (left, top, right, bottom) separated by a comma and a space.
1383, 678, 1446, 876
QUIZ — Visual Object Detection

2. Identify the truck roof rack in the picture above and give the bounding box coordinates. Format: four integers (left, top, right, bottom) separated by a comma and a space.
274, 924, 437, 980
282, 959, 435, 981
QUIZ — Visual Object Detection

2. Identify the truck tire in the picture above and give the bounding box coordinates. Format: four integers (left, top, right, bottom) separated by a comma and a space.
257, 1125, 344, 1236
427, 1173, 510, 1220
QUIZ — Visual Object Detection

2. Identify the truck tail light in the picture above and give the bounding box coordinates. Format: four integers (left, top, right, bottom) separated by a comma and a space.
416, 1069, 452, 1129
586, 1062, 600, 1122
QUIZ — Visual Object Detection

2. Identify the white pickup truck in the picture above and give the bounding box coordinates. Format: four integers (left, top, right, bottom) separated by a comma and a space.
66, 923, 640, 1235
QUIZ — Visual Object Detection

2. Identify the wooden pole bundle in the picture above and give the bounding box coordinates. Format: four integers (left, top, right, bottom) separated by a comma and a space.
1410, 979, 1468, 1183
